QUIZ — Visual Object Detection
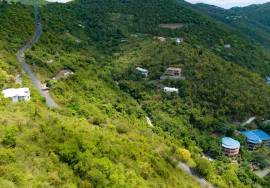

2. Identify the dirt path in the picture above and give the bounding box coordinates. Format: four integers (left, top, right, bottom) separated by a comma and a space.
177, 162, 214, 188
146, 116, 154, 127
17, 6, 58, 108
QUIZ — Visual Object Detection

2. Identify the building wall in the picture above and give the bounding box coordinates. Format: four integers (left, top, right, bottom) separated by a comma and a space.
222, 147, 239, 157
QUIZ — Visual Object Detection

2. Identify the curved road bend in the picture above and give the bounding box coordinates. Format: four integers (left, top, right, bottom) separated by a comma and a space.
16, 6, 58, 108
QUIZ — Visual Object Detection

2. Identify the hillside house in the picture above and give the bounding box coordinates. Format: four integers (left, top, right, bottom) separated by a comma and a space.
266, 76, 270, 85
241, 130, 270, 150
78, 24, 85, 28
224, 44, 231, 48
160, 67, 184, 80
157, 37, 166, 42
163, 87, 179, 94
46, 59, 54, 64
176, 38, 184, 45
2, 88, 30, 103
136, 67, 149, 77
130, 34, 138, 38
222, 137, 240, 157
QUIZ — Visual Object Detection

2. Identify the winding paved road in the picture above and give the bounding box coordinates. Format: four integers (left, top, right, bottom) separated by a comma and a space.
16, 6, 58, 108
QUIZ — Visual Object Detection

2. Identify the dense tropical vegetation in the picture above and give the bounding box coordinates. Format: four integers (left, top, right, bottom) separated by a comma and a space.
192, 2, 270, 50
0, 0, 270, 187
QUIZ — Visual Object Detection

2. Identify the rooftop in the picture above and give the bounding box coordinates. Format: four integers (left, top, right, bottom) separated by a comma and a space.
2, 88, 30, 98
241, 130, 270, 144
267, 76, 270, 84
167, 67, 182, 71
252, 130, 270, 141
164, 87, 179, 93
222, 137, 240, 149
136, 67, 148, 73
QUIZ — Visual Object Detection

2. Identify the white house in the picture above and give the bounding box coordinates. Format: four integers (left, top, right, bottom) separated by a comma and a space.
136, 67, 149, 77
2, 88, 30, 103
224, 44, 231, 48
163, 87, 179, 94
176, 38, 184, 45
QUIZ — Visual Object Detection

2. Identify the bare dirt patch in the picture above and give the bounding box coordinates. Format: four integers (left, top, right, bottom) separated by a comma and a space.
159, 23, 184, 29
53, 69, 74, 80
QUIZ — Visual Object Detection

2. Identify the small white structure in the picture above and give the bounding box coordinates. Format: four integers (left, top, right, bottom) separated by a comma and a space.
163, 87, 179, 94
130, 34, 138, 38
157, 37, 166, 42
266, 76, 270, 85
78, 24, 85, 28
75, 39, 81, 43
46, 59, 54, 64
136, 67, 149, 77
176, 38, 184, 45
2, 88, 30, 103
120, 38, 128, 43
63, 71, 74, 77
224, 44, 231, 48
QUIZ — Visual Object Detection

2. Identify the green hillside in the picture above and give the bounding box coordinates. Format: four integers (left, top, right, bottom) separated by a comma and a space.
0, 3, 201, 188
1, 0, 270, 187
193, 3, 270, 50
5, 0, 47, 5
68, 0, 270, 76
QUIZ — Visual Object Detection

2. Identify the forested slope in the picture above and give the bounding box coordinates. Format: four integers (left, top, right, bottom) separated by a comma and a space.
1, 0, 270, 187
193, 2, 270, 50
0, 2, 201, 188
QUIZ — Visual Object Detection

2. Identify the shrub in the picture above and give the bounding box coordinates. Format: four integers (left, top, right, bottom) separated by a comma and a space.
177, 148, 191, 162
195, 158, 214, 177
0, 148, 16, 165
116, 125, 129, 134
92, 117, 105, 126
2, 128, 17, 148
